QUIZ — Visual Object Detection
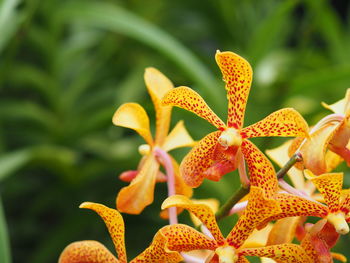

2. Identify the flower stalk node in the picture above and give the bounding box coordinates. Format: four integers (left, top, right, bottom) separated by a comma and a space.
218, 128, 242, 148
138, 144, 151, 155
215, 246, 238, 263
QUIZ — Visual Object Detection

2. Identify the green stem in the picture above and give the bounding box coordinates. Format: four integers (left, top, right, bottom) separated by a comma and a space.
276, 152, 302, 179
0, 196, 11, 263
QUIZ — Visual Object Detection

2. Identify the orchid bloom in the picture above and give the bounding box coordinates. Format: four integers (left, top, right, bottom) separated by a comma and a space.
146, 187, 313, 263
59, 202, 181, 263
291, 88, 350, 175
162, 51, 308, 188
113, 68, 194, 214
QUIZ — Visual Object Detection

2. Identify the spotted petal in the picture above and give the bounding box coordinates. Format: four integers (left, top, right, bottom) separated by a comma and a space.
144, 67, 173, 145
80, 203, 127, 263
59, 241, 119, 263
241, 108, 308, 139
113, 103, 153, 145
215, 51, 252, 129
340, 190, 350, 214
117, 155, 159, 214
162, 86, 226, 129
162, 120, 195, 152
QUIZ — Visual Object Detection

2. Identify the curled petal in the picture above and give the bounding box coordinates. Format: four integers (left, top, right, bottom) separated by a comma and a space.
117, 155, 159, 214
241, 108, 308, 139
266, 217, 303, 245
162, 120, 195, 152
331, 252, 347, 262
215, 51, 252, 129
162, 86, 226, 129
161, 195, 225, 245
144, 67, 173, 145
59, 241, 119, 263
180, 131, 222, 187
113, 103, 153, 145
322, 88, 350, 116
305, 170, 343, 212
80, 203, 127, 263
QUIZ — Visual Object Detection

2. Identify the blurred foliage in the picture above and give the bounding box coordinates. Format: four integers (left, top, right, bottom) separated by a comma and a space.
0, 0, 350, 262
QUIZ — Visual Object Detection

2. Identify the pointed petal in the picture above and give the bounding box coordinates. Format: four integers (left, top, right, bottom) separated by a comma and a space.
144, 67, 173, 145
266, 217, 303, 245
162, 120, 195, 152
180, 131, 222, 187
162, 86, 225, 129
242, 224, 273, 248
241, 140, 278, 198
322, 88, 350, 115
189, 198, 220, 227
113, 103, 153, 145
59, 241, 119, 263
240, 244, 312, 263
226, 186, 281, 248
80, 203, 127, 263
215, 51, 252, 129
331, 252, 347, 262
162, 195, 225, 245
241, 108, 308, 139
305, 170, 343, 212
117, 155, 159, 214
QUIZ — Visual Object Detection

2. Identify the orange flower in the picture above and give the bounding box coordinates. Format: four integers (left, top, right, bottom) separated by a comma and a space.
58, 202, 182, 263
113, 68, 194, 214
162, 51, 308, 188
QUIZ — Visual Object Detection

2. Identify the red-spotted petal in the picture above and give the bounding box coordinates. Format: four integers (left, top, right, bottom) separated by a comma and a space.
80, 203, 127, 263
162, 86, 226, 129
162, 195, 225, 245
59, 241, 119, 263
215, 51, 252, 129
241, 108, 308, 139
340, 190, 350, 214
117, 155, 159, 214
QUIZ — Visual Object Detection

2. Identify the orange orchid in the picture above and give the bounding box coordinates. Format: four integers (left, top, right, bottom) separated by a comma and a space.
113, 67, 194, 214
162, 51, 308, 187
59, 202, 182, 263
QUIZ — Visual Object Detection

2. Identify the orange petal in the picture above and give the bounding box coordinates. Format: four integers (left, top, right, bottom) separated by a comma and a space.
240, 244, 312, 263
242, 224, 273, 248
325, 150, 343, 172
58, 241, 119, 263
80, 203, 127, 263
240, 140, 278, 198
266, 217, 303, 245
144, 67, 173, 145
162, 120, 195, 152
305, 170, 343, 212
322, 88, 350, 116
331, 252, 347, 262
189, 198, 220, 227
112, 103, 153, 145
161, 195, 225, 245
226, 186, 281, 249
340, 190, 350, 214
241, 108, 309, 139
162, 86, 226, 129
215, 51, 252, 129
117, 155, 159, 214
237, 257, 250, 263
180, 131, 222, 187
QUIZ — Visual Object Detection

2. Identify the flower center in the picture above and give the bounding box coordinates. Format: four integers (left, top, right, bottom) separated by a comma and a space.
327, 212, 349, 235
215, 246, 238, 263
218, 128, 242, 149
138, 144, 151, 156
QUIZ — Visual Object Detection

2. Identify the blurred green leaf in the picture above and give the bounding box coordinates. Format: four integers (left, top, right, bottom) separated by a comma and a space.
0, 197, 11, 263
0, 149, 32, 181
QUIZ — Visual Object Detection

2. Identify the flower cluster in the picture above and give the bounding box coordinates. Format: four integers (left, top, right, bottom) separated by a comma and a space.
58, 51, 350, 263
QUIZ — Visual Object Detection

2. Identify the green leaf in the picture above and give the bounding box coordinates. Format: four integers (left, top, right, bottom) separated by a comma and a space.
0, 149, 33, 181
0, 196, 11, 263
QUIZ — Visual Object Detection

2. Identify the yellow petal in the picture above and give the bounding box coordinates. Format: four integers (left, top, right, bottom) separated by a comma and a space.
189, 198, 220, 227
162, 120, 196, 152
325, 150, 343, 172
144, 67, 173, 145
116, 154, 159, 214
79, 203, 127, 263
162, 86, 226, 129
113, 103, 153, 145
322, 88, 350, 116
215, 51, 252, 129
266, 217, 303, 245
161, 195, 225, 245
59, 241, 119, 263
241, 224, 273, 248
331, 252, 347, 262
340, 190, 350, 214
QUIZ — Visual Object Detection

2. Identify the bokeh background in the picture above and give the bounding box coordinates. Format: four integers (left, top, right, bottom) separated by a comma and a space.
0, 0, 350, 262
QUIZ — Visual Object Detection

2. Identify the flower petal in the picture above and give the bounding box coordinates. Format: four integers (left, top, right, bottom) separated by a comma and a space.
117, 155, 159, 214
215, 51, 252, 129
79, 203, 127, 263
242, 224, 273, 248
144, 67, 173, 145
226, 187, 281, 248
340, 190, 350, 214
305, 170, 343, 212
162, 120, 195, 152
241, 108, 308, 139
240, 140, 278, 198
180, 131, 222, 187
331, 252, 347, 262
266, 217, 303, 245
112, 103, 153, 145
189, 198, 220, 227
162, 86, 226, 129
59, 241, 119, 263
240, 244, 312, 263
322, 88, 350, 116
161, 195, 225, 245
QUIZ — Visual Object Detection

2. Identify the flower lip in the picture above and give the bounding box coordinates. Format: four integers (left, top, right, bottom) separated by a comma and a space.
218, 128, 243, 149
138, 144, 151, 156
327, 212, 349, 235
215, 246, 238, 263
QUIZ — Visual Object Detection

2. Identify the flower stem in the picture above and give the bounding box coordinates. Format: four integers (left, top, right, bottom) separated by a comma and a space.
276, 152, 303, 179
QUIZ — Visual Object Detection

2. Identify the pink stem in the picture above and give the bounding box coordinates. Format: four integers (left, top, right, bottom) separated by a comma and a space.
154, 147, 178, 225
229, 200, 248, 215
181, 253, 206, 263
